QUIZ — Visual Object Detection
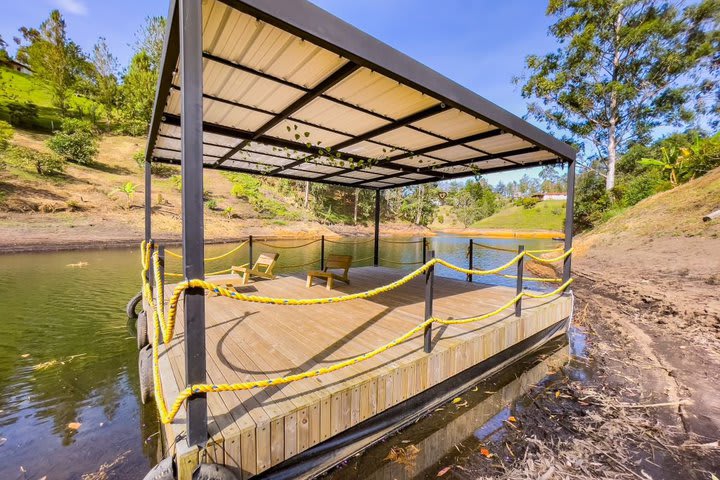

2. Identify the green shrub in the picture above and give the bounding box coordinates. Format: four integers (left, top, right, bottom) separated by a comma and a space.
206, 199, 218, 210
46, 119, 99, 165
170, 174, 182, 191
515, 197, 540, 209
0, 120, 13, 152
619, 171, 667, 207
683, 134, 720, 179
6, 101, 39, 128
5, 145, 65, 176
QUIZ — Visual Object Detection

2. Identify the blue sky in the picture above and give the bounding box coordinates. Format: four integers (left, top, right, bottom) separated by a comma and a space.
2, 0, 561, 185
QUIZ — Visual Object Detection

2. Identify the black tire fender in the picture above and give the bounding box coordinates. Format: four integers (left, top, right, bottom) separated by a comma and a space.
139, 344, 154, 405
127, 290, 143, 319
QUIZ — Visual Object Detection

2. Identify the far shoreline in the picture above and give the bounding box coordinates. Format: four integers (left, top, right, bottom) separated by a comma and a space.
0, 221, 563, 255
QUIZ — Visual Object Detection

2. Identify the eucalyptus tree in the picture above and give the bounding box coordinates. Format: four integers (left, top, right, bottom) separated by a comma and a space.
516, 0, 719, 190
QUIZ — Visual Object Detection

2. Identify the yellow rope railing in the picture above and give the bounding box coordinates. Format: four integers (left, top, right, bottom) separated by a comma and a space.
255, 239, 320, 249
325, 238, 375, 245
165, 240, 249, 262
140, 241, 573, 424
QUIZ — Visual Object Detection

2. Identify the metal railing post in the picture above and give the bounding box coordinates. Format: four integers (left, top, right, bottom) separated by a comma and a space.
422, 237, 427, 263
424, 250, 435, 353
320, 235, 325, 270
158, 245, 165, 289
515, 245, 525, 317
467, 239, 473, 282
563, 158, 576, 283
248, 234, 253, 266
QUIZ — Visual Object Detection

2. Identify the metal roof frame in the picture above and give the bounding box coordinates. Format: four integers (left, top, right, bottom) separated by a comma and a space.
145, 0, 576, 190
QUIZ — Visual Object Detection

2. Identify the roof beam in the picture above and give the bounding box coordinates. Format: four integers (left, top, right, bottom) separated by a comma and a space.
144, 0, 178, 163
215, 61, 360, 165
382, 128, 504, 164
352, 146, 541, 187
273, 102, 447, 173
160, 114, 444, 178
152, 155, 378, 189
202, 51, 456, 143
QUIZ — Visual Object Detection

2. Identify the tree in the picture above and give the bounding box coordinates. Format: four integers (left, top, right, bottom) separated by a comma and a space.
16, 10, 88, 115
539, 164, 567, 192
516, 0, 719, 191
119, 16, 167, 133
0, 34, 9, 63
451, 179, 499, 227
91, 37, 119, 122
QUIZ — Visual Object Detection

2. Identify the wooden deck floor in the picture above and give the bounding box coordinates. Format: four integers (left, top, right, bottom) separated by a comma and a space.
158, 266, 572, 479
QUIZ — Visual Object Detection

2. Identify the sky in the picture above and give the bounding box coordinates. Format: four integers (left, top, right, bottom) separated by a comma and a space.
1, 0, 562, 185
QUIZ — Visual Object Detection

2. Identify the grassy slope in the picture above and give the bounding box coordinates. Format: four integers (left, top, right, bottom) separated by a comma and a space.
0, 67, 101, 131
579, 166, 720, 245
471, 200, 566, 232
0, 130, 311, 238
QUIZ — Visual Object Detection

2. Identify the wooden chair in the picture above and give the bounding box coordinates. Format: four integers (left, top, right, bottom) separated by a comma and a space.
306, 254, 353, 290
227, 253, 279, 287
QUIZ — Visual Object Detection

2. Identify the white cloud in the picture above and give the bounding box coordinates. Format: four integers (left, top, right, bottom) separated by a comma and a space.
52, 0, 88, 15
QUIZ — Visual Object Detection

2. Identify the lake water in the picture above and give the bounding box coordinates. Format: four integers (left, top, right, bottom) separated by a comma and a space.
0, 234, 560, 479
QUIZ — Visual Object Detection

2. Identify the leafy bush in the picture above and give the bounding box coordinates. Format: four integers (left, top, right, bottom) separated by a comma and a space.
6, 101, 39, 128
46, 119, 99, 165
618, 170, 668, 207
170, 174, 182, 191
132, 150, 179, 177
4, 145, 65, 176
683, 134, 720, 179
206, 199, 218, 210
515, 197, 541, 209
574, 169, 611, 231
0, 120, 13, 152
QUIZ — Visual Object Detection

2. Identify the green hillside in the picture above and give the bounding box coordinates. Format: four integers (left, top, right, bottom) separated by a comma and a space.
0, 67, 102, 131
472, 200, 565, 231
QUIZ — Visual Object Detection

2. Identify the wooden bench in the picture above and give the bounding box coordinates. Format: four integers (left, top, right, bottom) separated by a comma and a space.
306, 254, 352, 290
227, 252, 279, 287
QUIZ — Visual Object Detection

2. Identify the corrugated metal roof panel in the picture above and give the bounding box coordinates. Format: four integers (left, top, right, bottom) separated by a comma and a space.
326, 67, 437, 120
428, 145, 478, 161
466, 133, 532, 154
293, 97, 389, 136
507, 150, 558, 163
411, 109, 495, 140
371, 126, 441, 151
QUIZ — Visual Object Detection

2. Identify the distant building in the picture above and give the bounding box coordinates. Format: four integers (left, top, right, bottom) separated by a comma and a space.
1, 59, 32, 75
532, 192, 567, 201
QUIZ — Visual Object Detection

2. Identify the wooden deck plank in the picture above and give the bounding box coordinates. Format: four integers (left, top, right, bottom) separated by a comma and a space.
156, 266, 571, 474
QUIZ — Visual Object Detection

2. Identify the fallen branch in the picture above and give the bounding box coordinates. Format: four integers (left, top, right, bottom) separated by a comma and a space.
616, 400, 691, 409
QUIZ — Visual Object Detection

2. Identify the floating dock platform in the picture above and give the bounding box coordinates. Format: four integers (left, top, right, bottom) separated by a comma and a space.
155, 266, 572, 479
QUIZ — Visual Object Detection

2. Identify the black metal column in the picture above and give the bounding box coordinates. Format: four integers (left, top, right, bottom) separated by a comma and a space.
373, 190, 380, 266
179, 0, 206, 448
424, 250, 435, 353
515, 245, 524, 317
563, 159, 576, 283
467, 239, 473, 282
144, 160, 152, 243
320, 235, 325, 270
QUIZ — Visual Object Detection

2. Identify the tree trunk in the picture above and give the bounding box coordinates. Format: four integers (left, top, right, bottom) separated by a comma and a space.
303, 181, 310, 209
606, 123, 617, 190
415, 186, 425, 225
353, 188, 359, 224
606, 9, 623, 192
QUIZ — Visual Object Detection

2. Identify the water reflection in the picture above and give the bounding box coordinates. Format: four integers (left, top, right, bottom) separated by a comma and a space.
326, 339, 570, 480
0, 236, 557, 479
